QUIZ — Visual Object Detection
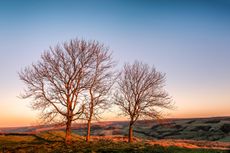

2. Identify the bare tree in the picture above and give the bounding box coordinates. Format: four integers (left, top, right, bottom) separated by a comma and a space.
114, 61, 172, 142
19, 39, 114, 144
82, 45, 116, 142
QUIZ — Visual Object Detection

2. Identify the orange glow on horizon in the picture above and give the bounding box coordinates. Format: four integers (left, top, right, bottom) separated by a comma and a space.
0, 87, 229, 127
0, 112, 229, 127
0, 117, 35, 127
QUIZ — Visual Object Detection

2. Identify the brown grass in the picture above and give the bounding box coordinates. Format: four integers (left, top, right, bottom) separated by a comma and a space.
91, 135, 230, 150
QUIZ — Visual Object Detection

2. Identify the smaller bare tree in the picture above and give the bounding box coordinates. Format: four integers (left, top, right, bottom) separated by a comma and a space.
83, 46, 116, 142
114, 61, 172, 142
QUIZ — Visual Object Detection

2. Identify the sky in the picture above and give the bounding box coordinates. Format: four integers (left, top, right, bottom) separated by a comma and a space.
0, 0, 230, 127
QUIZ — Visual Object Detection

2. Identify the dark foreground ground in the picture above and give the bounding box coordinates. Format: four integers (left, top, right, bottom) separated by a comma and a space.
0, 117, 229, 152
0, 131, 229, 153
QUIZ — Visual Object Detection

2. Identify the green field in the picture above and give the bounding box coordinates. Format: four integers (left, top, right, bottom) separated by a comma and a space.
0, 131, 229, 153
0, 117, 229, 152
1, 117, 229, 142
70, 117, 230, 142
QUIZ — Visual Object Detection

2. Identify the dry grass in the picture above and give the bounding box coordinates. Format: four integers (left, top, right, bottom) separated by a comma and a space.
91, 135, 230, 150
0, 135, 35, 142
0, 132, 229, 153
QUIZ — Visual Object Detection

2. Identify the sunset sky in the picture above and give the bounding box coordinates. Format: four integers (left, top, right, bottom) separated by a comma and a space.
0, 0, 230, 127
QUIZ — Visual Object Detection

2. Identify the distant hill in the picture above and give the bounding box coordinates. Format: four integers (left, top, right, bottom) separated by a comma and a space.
0, 116, 229, 142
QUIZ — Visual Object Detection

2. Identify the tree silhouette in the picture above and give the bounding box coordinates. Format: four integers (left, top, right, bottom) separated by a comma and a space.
83, 45, 117, 142
114, 61, 172, 142
19, 39, 115, 144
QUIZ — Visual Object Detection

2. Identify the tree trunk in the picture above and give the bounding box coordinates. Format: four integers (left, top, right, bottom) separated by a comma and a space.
128, 122, 133, 143
65, 118, 72, 144
86, 97, 93, 142
86, 119, 91, 142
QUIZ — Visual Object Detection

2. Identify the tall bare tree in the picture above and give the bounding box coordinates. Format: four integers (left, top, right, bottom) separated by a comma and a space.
19, 39, 114, 144
83, 45, 116, 142
114, 61, 172, 142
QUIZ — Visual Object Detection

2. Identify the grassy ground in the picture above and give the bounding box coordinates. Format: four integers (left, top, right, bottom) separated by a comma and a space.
1, 117, 229, 142
0, 131, 229, 153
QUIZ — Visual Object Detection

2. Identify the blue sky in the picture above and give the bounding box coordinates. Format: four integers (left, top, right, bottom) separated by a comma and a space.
0, 0, 230, 126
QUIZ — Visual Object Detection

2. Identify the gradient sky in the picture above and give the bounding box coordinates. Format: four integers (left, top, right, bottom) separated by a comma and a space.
0, 0, 230, 127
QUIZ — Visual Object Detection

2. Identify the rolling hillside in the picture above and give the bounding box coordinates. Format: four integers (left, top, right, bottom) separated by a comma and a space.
1, 116, 229, 142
